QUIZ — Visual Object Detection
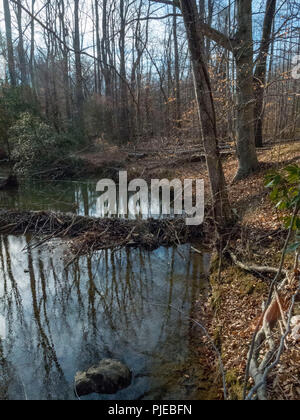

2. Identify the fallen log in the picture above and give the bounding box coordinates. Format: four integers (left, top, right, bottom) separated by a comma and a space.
0, 209, 203, 253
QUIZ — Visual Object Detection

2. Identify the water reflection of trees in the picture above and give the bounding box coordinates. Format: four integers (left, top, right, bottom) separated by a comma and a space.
0, 235, 208, 400
0, 180, 98, 216
0, 179, 177, 220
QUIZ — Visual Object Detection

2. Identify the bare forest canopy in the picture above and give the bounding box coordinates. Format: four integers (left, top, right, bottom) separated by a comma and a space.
0, 0, 299, 145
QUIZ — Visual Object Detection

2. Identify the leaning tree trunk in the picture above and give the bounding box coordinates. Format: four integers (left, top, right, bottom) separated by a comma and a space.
180, 0, 231, 231
233, 0, 258, 181
254, 0, 277, 148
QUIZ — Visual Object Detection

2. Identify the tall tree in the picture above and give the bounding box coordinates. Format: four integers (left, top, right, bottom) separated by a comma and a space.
74, 0, 84, 130
101, 0, 112, 99
94, 0, 102, 94
58, 0, 71, 120
152, 0, 259, 180
119, 0, 130, 143
3, 0, 16, 86
16, 0, 28, 85
173, 3, 181, 127
233, 0, 258, 180
254, 0, 277, 147
180, 0, 231, 230
29, 0, 36, 91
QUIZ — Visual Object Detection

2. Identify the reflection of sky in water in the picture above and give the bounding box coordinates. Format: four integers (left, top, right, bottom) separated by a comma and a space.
0, 235, 208, 400
0, 179, 183, 219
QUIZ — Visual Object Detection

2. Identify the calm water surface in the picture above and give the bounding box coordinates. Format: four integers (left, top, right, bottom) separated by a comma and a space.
0, 177, 209, 400
0, 178, 182, 219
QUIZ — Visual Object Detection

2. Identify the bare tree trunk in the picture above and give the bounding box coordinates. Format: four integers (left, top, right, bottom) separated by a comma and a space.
101, 0, 114, 138
254, 0, 276, 148
206, 0, 214, 59
119, 0, 130, 143
74, 0, 84, 132
173, 3, 181, 128
154, 0, 258, 181
58, 0, 71, 121
3, 0, 16, 86
94, 0, 102, 94
101, 0, 112, 98
233, 0, 258, 181
29, 0, 36, 91
16, 0, 28, 85
180, 0, 231, 230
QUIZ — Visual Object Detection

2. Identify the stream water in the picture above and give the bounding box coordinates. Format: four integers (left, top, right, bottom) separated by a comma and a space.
0, 178, 183, 219
0, 178, 209, 400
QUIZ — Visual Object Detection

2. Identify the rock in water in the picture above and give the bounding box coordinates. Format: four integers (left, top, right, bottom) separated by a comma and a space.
75, 359, 132, 397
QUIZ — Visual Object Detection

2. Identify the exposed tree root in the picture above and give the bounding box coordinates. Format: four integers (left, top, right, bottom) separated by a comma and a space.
228, 250, 288, 279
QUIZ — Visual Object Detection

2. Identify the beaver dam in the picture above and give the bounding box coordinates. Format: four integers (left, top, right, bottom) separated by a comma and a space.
0, 178, 204, 251
0, 178, 210, 400
0, 210, 203, 255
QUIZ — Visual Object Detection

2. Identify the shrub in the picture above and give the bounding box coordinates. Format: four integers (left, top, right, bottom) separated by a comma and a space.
0, 85, 39, 153
9, 112, 78, 178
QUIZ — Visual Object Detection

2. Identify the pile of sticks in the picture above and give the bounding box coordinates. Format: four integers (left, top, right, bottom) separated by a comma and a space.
0, 210, 203, 254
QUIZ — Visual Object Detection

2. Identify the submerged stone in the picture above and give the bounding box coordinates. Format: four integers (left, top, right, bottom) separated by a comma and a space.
75, 359, 132, 397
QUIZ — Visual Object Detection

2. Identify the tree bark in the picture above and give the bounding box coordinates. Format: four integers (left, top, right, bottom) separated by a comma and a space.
3, 0, 16, 86
16, 0, 28, 85
94, 0, 102, 95
58, 0, 71, 121
119, 0, 130, 143
74, 0, 84, 132
153, 0, 258, 181
233, 0, 258, 181
29, 0, 36, 92
173, 3, 181, 128
254, 0, 277, 148
179, 0, 231, 230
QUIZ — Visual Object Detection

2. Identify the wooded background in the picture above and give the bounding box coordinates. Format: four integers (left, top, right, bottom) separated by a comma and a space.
0, 0, 299, 146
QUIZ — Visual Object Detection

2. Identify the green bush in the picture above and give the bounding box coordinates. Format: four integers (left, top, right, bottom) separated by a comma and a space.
0, 85, 39, 152
9, 112, 77, 178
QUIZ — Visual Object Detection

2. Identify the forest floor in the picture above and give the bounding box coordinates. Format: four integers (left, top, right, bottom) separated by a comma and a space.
179, 141, 300, 401
80, 138, 300, 400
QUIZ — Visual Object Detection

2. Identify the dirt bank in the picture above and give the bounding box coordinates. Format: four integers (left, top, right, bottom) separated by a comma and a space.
190, 142, 300, 400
